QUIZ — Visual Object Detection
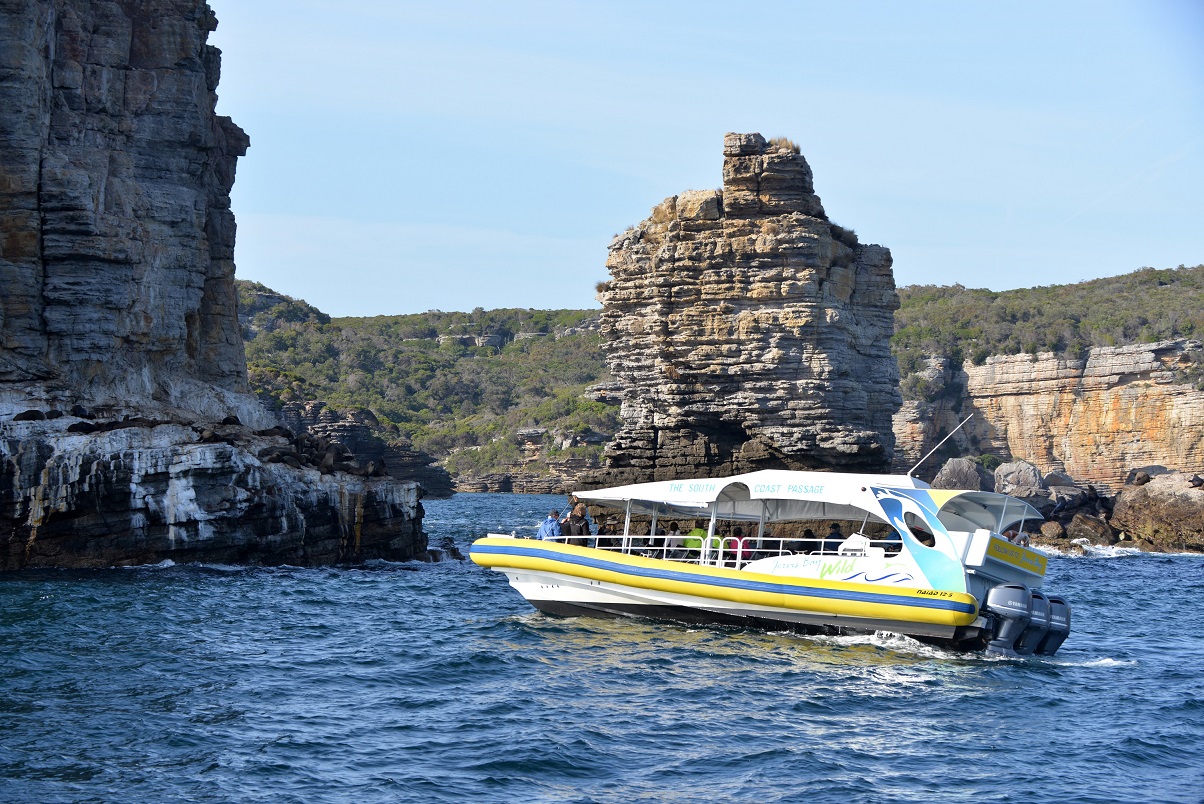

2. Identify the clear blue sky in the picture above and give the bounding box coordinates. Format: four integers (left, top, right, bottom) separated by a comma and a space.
208, 0, 1203, 317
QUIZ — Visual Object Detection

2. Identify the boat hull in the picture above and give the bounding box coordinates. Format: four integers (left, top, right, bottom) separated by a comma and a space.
471, 537, 983, 642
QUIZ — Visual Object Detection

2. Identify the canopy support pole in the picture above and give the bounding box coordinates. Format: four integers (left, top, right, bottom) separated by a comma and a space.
705, 506, 718, 565
623, 500, 632, 554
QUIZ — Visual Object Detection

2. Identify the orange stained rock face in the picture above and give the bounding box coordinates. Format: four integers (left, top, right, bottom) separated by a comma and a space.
895, 343, 1204, 492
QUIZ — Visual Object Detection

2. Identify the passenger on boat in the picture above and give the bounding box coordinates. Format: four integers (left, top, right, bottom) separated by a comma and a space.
559, 497, 583, 531
538, 510, 562, 540
909, 525, 936, 547
665, 523, 692, 559
596, 516, 620, 548
563, 502, 592, 546
784, 528, 817, 555
1004, 530, 1030, 547
882, 528, 904, 554
820, 522, 844, 552
730, 526, 748, 564
681, 527, 708, 557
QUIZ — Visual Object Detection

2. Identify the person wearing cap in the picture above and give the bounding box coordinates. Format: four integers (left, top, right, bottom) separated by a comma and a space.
537, 510, 563, 540
823, 522, 844, 552
596, 515, 620, 549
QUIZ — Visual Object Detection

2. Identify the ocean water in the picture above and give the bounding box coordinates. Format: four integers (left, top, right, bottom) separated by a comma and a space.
2, 492, 1202, 804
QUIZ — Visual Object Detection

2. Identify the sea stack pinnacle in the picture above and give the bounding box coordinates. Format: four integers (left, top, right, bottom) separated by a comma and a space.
590, 133, 901, 485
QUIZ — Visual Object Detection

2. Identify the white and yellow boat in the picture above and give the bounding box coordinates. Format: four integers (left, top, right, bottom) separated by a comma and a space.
470, 470, 1070, 655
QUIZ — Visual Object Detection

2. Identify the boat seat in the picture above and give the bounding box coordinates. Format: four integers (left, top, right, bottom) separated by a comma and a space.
838, 533, 869, 554
838, 533, 885, 558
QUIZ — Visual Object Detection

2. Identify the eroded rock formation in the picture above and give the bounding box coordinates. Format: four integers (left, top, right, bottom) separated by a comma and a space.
0, 419, 424, 568
893, 340, 1204, 492
0, 1, 427, 568
1109, 472, 1204, 552
282, 401, 454, 498
590, 133, 900, 484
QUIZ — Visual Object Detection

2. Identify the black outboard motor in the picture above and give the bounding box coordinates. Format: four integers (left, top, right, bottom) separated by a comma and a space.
1014, 590, 1051, 655
985, 584, 1032, 656
1035, 596, 1071, 656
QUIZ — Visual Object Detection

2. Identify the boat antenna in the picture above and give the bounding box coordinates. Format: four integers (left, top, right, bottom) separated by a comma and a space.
907, 414, 974, 477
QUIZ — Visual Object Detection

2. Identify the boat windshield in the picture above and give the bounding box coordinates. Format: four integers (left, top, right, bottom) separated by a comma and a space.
934, 492, 1043, 533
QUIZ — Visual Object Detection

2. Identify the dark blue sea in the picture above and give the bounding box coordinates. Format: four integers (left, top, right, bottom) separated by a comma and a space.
2, 492, 1202, 803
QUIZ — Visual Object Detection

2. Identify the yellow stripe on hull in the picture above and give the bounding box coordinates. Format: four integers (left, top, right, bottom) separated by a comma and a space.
471, 537, 979, 628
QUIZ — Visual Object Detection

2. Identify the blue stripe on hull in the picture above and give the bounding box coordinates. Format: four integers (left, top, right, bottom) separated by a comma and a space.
471, 543, 976, 615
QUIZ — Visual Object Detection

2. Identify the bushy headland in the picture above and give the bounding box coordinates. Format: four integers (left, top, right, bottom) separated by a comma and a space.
239, 263, 1204, 483
237, 282, 620, 485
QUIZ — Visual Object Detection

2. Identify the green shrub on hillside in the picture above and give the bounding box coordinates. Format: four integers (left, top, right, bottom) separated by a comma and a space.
236, 281, 615, 475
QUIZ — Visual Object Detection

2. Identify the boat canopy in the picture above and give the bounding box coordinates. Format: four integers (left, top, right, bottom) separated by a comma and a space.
576, 470, 930, 524
576, 469, 1044, 531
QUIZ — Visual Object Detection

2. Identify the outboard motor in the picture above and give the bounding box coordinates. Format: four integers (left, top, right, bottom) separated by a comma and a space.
1014, 590, 1051, 655
985, 584, 1032, 656
1035, 596, 1072, 656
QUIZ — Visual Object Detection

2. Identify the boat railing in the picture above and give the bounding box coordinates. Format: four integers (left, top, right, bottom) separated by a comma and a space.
538, 532, 903, 568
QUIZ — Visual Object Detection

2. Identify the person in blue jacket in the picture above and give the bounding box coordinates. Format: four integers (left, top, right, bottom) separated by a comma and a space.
537, 510, 562, 540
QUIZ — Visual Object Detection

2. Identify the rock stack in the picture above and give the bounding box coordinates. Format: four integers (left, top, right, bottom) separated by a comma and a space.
588, 133, 901, 485
928, 456, 1204, 553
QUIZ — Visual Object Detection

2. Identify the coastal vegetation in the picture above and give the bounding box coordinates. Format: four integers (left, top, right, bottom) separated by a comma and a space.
236, 282, 619, 476
768, 136, 801, 154
238, 264, 1204, 477
894, 265, 1204, 397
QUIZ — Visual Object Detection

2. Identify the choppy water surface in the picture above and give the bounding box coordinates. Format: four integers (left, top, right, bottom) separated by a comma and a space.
2, 492, 1202, 803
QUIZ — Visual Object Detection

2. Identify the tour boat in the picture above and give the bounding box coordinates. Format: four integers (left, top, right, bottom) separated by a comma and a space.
469, 470, 1070, 655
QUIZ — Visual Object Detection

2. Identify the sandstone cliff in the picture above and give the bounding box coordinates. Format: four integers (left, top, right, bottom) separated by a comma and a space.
0, 1, 427, 568
893, 340, 1204, 491
589, 133, 900, 485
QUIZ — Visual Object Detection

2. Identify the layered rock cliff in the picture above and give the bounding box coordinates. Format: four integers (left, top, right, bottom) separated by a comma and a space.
0, 1, 426, 568
1, 0, 257, 423
893, 339, 1204, 491
589, 133, 900, 485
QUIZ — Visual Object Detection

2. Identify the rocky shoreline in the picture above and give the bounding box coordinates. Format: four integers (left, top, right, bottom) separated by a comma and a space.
931, 458, 1204, 555
0, 415, 433, 569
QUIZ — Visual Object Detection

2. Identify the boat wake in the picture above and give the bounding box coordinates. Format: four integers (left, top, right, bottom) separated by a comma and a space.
1053, 539, 1204, 559
1052, 656, 1138, 668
